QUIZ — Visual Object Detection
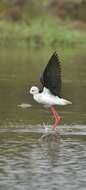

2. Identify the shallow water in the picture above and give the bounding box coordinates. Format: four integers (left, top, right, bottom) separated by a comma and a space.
0, 48, 86, 190
0, 125, 86, 190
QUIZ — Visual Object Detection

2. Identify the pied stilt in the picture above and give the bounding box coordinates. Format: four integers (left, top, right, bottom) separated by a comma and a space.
30, 52, 72, 129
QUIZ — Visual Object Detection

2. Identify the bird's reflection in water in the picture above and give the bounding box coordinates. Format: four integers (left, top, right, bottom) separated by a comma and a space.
38, 128, 60, 143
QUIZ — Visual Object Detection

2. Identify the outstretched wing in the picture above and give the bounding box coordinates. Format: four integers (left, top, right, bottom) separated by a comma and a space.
40, 52, 62, 97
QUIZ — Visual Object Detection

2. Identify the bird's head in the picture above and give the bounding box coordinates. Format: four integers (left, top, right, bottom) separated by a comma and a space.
30, 86, 39, 95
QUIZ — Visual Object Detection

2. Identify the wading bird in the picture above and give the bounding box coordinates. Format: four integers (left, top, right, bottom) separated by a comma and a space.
30, 52, 72, 130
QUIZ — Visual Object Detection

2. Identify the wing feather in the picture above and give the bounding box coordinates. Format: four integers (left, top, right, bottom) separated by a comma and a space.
40, 52, 62, 97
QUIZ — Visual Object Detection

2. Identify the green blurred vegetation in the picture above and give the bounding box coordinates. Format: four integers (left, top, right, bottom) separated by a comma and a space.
0, 0, 86, 48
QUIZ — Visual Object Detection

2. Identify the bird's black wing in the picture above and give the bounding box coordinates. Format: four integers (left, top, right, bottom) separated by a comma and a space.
40, 52, 62, 97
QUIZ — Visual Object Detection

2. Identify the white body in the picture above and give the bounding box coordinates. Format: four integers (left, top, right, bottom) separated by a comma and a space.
30, 86, 72, 106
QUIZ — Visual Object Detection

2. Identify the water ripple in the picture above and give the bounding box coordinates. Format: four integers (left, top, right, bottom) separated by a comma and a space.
0, 125, 86, 190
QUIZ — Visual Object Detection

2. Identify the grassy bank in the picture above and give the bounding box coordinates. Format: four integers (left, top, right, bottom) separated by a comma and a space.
0, 17, 86, 48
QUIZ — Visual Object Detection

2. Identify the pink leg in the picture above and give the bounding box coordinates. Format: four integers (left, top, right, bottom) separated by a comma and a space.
50, 106, 61, 129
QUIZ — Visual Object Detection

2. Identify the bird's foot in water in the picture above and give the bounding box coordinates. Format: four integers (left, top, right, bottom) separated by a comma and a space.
52, 116, 61, 130
50, 106, 61, 130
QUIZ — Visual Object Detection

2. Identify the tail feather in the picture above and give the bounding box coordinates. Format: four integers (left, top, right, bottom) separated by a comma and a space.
61, 98, 72, 105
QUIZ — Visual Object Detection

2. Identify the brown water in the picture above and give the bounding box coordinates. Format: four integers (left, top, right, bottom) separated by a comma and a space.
0, 48, 86, 190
